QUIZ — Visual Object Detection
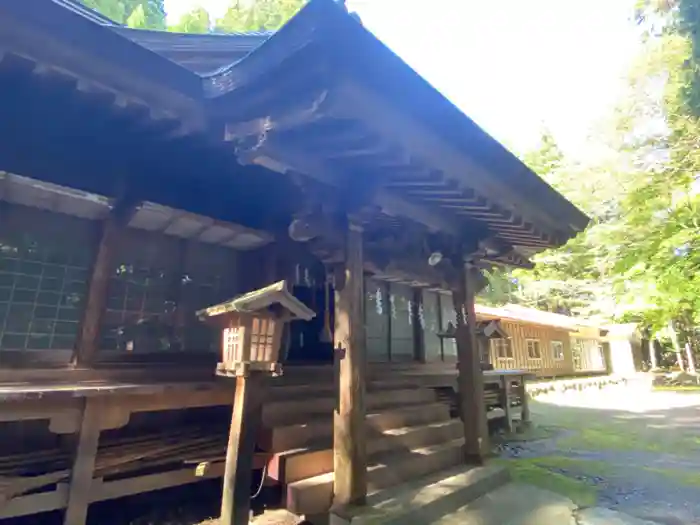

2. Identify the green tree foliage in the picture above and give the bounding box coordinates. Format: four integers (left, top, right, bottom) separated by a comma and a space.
481, 0, 700, 368
168, 6, 211, 33
126, 4, 147, 28
81, 0, 166, 28
82, 0, 304, 33
214, 0, 306, 33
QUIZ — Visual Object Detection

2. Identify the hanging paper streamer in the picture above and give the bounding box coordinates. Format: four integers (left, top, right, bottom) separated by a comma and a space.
390, 294, 397, 319
407, 300, 413, 325
419, 303, 425, 328
375, 288, 383, 315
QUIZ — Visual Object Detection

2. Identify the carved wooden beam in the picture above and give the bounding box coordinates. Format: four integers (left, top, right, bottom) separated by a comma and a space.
242, 140, 462, 237
223, 89, 333, 142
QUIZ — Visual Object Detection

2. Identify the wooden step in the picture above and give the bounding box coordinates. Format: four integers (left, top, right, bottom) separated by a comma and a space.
263, 388, 438, 428
269, 419, 463, 485
267, 380, 427, 403
267, 402, 451, 452
286, 438, 466, 516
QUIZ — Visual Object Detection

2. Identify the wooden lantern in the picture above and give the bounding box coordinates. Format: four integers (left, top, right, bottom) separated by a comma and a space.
198, 280, 315, 378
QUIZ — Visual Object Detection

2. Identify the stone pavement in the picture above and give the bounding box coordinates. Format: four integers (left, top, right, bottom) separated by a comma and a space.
420, 482, 660, 525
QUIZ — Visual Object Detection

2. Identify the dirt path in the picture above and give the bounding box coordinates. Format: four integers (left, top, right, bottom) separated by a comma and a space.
496, 387, 700, 525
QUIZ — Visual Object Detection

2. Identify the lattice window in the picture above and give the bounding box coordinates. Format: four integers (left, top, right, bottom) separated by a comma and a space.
100, 230, 180, 352
526, 339, 542, 360
551, 340, 565, 361
250, 317, 276, 362
0, 205, 93, 351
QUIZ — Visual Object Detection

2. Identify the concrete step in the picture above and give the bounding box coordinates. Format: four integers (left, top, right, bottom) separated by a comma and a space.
286, 438, 466, 516
263, 388, 437, 427
330, 464, 512, 525
269, 419, 464, 485
430, 482, 577, 525
267, 402, 452, 452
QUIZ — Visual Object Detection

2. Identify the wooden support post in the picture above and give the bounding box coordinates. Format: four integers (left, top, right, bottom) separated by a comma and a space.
72, 196, 138, 366
452, 265, 489, 463
221, 374, 265, 525
500, 376, 514, 434
517, 376, 531, 431
333, 220, 367, 509
63, 397, 102, 525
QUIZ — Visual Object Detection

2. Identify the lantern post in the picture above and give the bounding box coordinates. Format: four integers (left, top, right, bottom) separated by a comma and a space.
198, 281, 315, 525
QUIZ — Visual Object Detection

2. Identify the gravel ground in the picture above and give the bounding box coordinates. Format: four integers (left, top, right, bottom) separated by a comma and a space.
497, 387, 700, 525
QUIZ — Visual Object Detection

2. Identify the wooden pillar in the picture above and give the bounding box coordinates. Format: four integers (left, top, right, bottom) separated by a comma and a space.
333, 220, 367, 508
517, 376, 531, 431
220, 374, 265, 525
63, 397, 102, 525
452, 264, 489, 463
72, 197, 137, 366
500, 375, 514, 434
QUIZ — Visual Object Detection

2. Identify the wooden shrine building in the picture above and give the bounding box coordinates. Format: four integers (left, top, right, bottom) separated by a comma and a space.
0, 1, 589, 523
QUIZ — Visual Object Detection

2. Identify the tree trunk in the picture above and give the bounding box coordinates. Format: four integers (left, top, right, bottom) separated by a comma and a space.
650, 337, 659, 370
685, 342, 696, 374
668, 320, 685, 371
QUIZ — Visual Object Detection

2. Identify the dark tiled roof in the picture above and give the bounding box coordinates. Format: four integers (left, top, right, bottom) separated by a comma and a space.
111, 28, 270, 73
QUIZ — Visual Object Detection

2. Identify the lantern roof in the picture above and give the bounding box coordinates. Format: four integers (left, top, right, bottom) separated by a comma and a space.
197, 280, 316, 321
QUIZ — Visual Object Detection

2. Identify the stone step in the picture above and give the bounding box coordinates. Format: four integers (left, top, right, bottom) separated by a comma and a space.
263, 388, 437, 427
286, 438, 466, 516
330, 464, 512, 525
269, 419, 464, 485
267, 402, 451, 452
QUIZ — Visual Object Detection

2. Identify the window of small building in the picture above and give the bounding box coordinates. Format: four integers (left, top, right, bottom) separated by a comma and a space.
551, 340, 565, 360
571, 338, 583, 369
0, 204, 95, 352
490, 338, 513, 359
526, 338, 542, 360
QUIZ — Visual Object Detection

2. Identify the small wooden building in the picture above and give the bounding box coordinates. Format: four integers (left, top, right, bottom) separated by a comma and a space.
0, 0, 589, 523
473, 304, 608, 377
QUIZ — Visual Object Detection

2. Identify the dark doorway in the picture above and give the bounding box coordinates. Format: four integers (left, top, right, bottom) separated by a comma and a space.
285, 284, 334, 364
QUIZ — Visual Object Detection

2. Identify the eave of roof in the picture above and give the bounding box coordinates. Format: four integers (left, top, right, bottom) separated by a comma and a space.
4, 0, 588, 257
476, 303, 600, 332
201, 0, 588, 250
2, 0, 203, 99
